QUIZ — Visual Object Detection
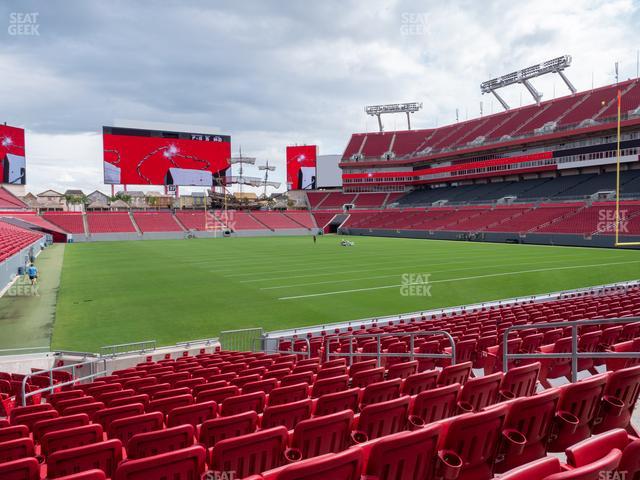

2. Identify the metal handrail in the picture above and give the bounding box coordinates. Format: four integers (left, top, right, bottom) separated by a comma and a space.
100, 340, 157, 358
175, 337, 219, 349
503, 317, 640, 382
257, 336, 312, 358
325, 330, 457, 367
21, 357, 107, 406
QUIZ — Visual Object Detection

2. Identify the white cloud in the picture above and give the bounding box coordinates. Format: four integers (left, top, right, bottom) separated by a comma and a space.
1, 0, 639, 194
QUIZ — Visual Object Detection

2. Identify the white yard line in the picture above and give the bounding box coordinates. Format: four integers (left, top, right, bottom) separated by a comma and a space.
259, 255, 591, 290
278, 260, 640, 300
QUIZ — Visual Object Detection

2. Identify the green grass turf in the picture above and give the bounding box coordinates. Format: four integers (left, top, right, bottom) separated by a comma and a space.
51, 236, 640, 352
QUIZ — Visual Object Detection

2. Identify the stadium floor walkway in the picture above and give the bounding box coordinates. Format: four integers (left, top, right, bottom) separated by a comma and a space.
0, 243, 65, 351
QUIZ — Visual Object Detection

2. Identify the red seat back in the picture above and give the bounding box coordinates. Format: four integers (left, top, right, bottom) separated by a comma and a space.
291, 410, 354, 458
437, 361, 472, 386
351, 368, 385, 388
411, 383, 460, 424
261, 399, 313, 430
364, 424, 442, 480
107, 412, 164, 448
0, 457, 40, 480
127, 424, 194, 460
47, 438, 123, 478
459, 372, 503, 411
314, 388, 360, 416
360, 379, 401, 407
199, 411, 258, 449
272, 448, 363, 480
402, 370, 438, 396
167, 401, 217, 428
269, 383, 309, 406
501, 363, 540, 398
311, 375, 348, 398
221, 391, 266, 416
357, 396, 410, 441
40, 424, 104, 458
93, 403, 145, 431
0, 437, 35, 463
211, 426, 288, 478
113, 445, 206, 480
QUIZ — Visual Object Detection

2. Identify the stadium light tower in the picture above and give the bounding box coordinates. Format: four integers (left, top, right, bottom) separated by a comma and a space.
228, 147, 256, 197
365, 102, 423, 132
481, 55, 576, 110
258, 161, 279, 197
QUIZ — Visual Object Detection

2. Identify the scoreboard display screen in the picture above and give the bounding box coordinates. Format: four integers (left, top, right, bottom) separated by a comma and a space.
103, 126, 231, 186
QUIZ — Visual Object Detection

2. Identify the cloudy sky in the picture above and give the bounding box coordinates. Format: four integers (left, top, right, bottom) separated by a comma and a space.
1, 0, 639, 194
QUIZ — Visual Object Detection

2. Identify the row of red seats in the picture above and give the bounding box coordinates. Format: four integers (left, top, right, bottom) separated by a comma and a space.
2, 348, 638, 479
0, 221, 43, 263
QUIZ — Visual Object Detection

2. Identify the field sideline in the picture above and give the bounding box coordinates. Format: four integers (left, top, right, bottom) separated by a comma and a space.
51, 236, 640, 352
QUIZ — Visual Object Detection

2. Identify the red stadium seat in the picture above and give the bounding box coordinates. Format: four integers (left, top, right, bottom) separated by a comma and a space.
494, 388, 560, 473
401, 369, 439, 395
348, 360, 378, 377
93, 403, 145, 431
113, 445, 206, 480
106, 412, 164, 447
0, 437, 35, 463
148, 394, 193, 417
221, 391, 266, 416
54, 470, 106, 480
351, 368, 385, 388
167, 401, 217, 428
261, 399, 313, 430
196, 386, 239, 404
280, 372, 314, 387
362, 423, 442, 480
458, 372, 503, 411
264, 448, 363, 480
500, 362, 540, 398
289, 410, 354, 459
438, 405, 508, 480
9, 403, 53, 424
40, 424, 104, 458
315, 366, 347, 380
127, 424, 194, 459
548, 374, 607, 452
32, 413, 90, 443
314, 388, 360, 416
243, 378, 279, 395
0, 425, 29, 443
0, 457, 40, 480
410, 383, 460, 423
62, 402, 105, 420
210, 426, 288, 478
12, 409, 59, 430
199, 411, 258, 449
386, 360, 418, 380
566, 428, 640, 479
359, 378, 401, 407
593, 364, 640, 433
437, 361, 472, 386
356, 396, 410, 441
268, 383, 309, 406
47, 439, 123, 478
311, 375, 349, 398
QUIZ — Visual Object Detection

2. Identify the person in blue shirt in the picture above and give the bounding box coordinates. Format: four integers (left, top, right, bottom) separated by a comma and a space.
27, 263, 38, 285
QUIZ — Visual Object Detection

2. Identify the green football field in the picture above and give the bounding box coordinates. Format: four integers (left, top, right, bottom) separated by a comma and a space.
50, 236, 640, 352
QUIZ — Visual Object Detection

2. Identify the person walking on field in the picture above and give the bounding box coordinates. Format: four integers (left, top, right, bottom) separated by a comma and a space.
27, 263, 38, 286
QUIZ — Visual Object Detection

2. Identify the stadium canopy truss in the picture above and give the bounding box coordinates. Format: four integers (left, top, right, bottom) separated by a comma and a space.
365, 102, 423, 132
481, 55, 577, 110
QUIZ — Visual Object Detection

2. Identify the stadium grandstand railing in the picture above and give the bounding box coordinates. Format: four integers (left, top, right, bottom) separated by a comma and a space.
0, 281, 638, 479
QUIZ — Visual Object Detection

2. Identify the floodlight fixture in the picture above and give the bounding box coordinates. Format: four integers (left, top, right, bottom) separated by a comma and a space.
365, 102, 423, 131
481, 55, 576, 110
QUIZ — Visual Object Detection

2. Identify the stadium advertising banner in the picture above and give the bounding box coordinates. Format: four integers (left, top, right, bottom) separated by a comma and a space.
0, 124, 26, 185
103, 126, 231, 186
286, 145, 317, 190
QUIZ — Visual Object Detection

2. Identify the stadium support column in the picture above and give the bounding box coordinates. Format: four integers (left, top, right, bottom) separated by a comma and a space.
491, 90, 510, 111
376, 114, 383, 132
406, 112, 411, 130
522, 79, 542, 105
557, 70, 577, 94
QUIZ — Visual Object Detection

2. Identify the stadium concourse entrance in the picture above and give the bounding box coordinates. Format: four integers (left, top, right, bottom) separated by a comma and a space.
327, 214, 348, 233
